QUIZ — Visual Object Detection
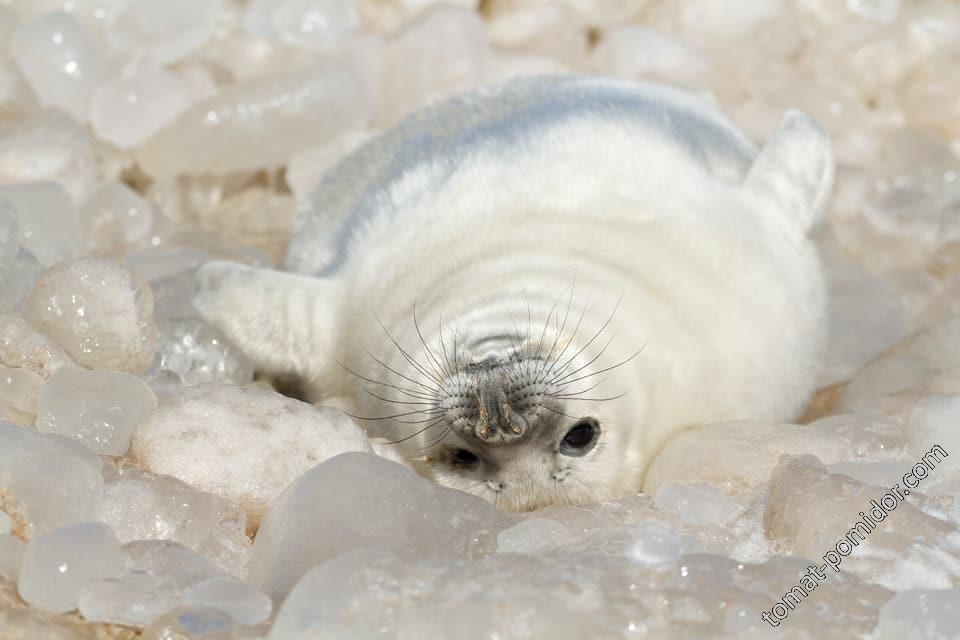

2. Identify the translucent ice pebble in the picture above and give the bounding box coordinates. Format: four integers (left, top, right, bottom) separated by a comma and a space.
17, 522, 123, 614
108, 0, 221, 66
79, 182, 156, 255
244, 0, 361, 51
0, 182, 81, 267
0, 365, 43, 425
0, 314, 77, 379
0, 422, 103, 536
35, 368, 157, 455
23, 257, 156, 373
10, 12, 110, 122
182, 577, 272, 626
496, 518, 570, 554
132, 384, 371, 528
151, 319, 254, 386
873, 589, 960, 640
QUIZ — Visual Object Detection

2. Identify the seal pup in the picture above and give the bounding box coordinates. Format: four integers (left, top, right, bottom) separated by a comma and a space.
195, 75, 833, 512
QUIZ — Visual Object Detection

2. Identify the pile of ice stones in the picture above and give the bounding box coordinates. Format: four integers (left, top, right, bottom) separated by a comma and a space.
1, 0, 960, 638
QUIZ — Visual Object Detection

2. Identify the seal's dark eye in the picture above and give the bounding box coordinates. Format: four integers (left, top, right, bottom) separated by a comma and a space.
450, 448, 479, 470
560, 418, 599, 456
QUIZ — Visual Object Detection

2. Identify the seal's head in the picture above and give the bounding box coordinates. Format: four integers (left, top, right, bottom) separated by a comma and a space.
392, 330, 640, 512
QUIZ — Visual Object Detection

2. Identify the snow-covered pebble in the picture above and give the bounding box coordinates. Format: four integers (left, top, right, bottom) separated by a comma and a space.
17, 521, 123, 613
35, 368, 157, 455
133, 384, 371, 527
23, 257, 156, 373
0, 422, 103, 536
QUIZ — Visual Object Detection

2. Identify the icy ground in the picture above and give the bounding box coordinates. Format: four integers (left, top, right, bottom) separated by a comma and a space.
1, 0, 960, 638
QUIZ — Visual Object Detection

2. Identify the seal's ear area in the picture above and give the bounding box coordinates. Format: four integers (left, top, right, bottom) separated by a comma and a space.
194, 260, 334, 377
744, 110, 835, 234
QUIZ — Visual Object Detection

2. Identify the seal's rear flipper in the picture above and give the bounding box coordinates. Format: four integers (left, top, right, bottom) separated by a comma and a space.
744, 110, 834, 235
194, 261, 337, 384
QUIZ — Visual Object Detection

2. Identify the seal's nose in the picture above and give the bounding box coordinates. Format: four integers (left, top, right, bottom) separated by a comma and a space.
476, 382, 526, 442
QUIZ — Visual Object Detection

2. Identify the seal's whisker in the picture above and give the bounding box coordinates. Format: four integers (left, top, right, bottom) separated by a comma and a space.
552, 391, 630, 403
538, 277, 578, 381
413, 303, 449, 379
362, 388, 437, 406
419, 424, 452, 449
388, 418, 446, 445
374, 311, 444, 386
336, 359, 438, 401
346, 408, 445, 422
534, 284, 569, 364
553, 345, 646, 389
546, 294, 622, 383
546, 374, 609, 399
363, 348, 443, 395
542, 405, 579, 420
536, 298, 590, 384
437, 309, 456, 376
549, 334, 614, 387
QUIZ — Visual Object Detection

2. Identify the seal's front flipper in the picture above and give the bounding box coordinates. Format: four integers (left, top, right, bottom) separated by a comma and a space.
194, 261, 338, 384
744, 110, 834, 235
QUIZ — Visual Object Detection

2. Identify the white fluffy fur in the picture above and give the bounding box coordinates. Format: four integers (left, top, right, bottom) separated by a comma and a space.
195, 76, 833, 511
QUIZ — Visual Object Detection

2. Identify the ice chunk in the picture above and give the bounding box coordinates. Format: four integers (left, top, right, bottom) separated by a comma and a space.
10, 12, 110, 122
0, 365, 43, 425
90, 63, 192, 149
79, 182, 156, 255
0, 314, 77, 379
35, 368, 157, 456
250, 452, 508, 601
0, 422, 103, 536
151, 319, 254, 386
0, 111, 97, 201
23, 257, 156, 373
591, 26, 710, 87
17, 522, 123, 614
244, 0, 361, 51
0, 182, 81, 267
78, 572, 182, 627
99, 468, 252, 576
653, 482, 742, 527
874, 589, 960, 640
182, 578, 271, 626
643, 415, 907, 495
142, 607, 237, 639
133, 385, 371, 528
108, 0, 221, 65
497, 518, 570, 554
827, 461, 916, 487
630, 519, 683, 566
905, 395, 960, 490
0, 534, 24, 582
124, 246, 210, 322
136, 45, 376, 177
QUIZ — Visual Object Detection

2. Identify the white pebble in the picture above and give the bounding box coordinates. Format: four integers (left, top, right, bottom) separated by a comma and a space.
18, 522, 123, 614
132, 384, 372, 527
108, 0, 221, 66
0, 182, 81, 267
0, 422, 103, 536
10, 12, 110, 122
90, 64, 192, 149
79, 182, 156, 255
35, 368, 157, 456
182, 577, 272, 626
78, 572, 182, 627
136, 45, 376, 177
0, 534, 24, 582
23, 257, 156, 373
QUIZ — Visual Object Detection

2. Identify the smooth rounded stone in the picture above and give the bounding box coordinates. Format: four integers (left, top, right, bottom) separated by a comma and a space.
0, 111, 97, 202
905, 395, 960, 490
819, 258, 907, 387
90, 63, 192, 149
108, 0, 221, 65
0, 314, 77, 379
244, 0, 361, 50
0, 182, 81, 267
10, 12, 110, 123
285, 129, 371, 204
152, 319, 255, 386
77, 572, 183, 627
133, 384, 372, 528
23, 257, 156, 373
250, 452, 509, 601
380, 5, 489, 124
0, 422, 103, 536
0, 533, 24, 582
123, 540, 231, 589
840, 315, 960, 416
630, 519, 683, 566
35, 368, 157, 456
136, 45, 376, 177
99, 468, 252, 576
643, 415, 908, 495
79, 182, 156, 255
142, 607, 237, 640
653, 482, 742, 528
874, 589, 960, 640
591, 26, 710, 87
764, 455, 960, 590
182, 578, 272, 626
0, 366, 42, 418
496, 518, 571, 554
17, 522, 123, 614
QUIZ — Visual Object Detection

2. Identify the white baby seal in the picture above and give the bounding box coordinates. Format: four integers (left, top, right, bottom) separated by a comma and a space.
195, 75, 833, 512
